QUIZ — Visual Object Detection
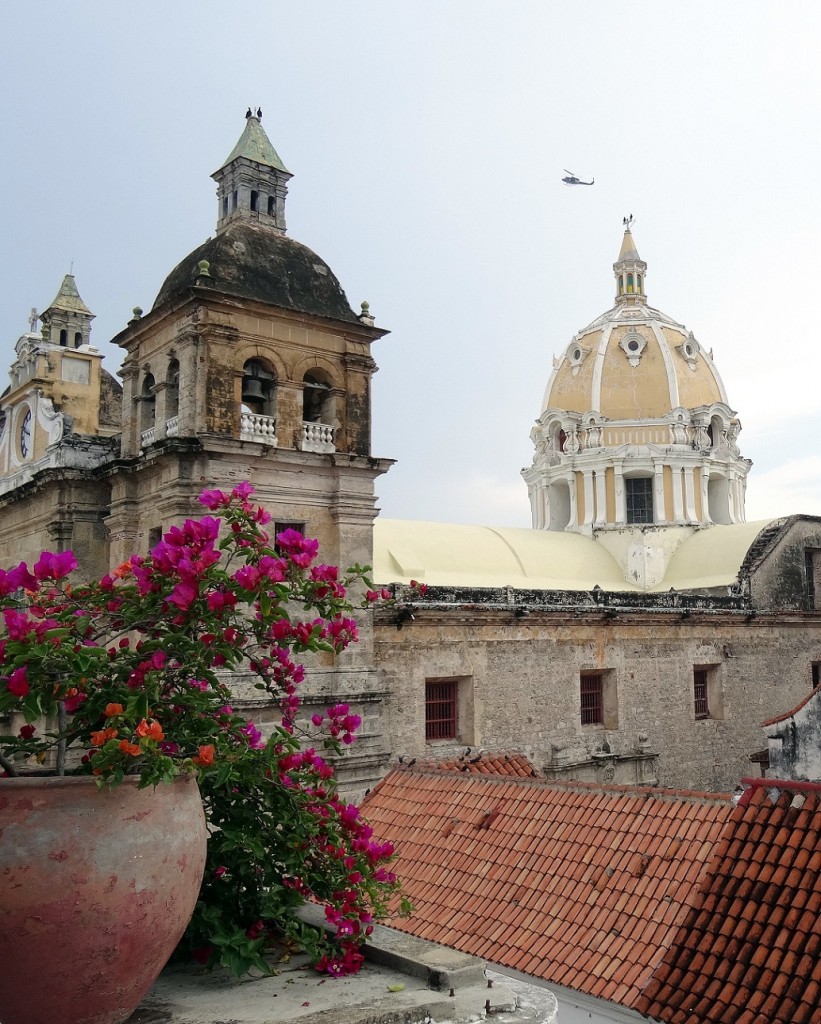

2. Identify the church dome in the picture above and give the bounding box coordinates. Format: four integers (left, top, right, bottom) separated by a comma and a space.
543, 228, 727, 419
152, 114, 359, 324
523, 224, 751, 535
152, 220, 359, 323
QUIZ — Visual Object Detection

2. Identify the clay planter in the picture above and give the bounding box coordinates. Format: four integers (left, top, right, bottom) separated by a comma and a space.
0, 773, 207, 1024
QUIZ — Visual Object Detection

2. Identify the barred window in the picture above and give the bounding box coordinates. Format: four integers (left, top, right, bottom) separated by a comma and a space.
425, 679, 458, 741
580, 672, 604, 726
694, 669, 709, 719
626, 477, 654, 524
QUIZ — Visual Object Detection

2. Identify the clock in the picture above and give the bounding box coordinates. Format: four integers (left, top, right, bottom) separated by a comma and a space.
19, 409, 32, 458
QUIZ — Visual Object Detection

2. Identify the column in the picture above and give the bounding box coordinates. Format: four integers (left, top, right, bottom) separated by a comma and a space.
683, 467, 698, 523
653, 464, 667, 524
595, 469, 607, 525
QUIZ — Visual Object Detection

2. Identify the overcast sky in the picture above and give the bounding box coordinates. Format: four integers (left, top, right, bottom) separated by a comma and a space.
2, 2, 820, 527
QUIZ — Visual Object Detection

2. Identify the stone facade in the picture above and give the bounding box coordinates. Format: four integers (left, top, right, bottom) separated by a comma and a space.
1, 115, 819, 799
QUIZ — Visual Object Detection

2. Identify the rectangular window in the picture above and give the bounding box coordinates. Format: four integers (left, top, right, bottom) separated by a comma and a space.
693, 668, 709, 719
626, 478, 654, 524
806, 550, 821, 610
425, 679, 458, 741
580, 671, 604, 725
812, 662, 821, 689
693, 664, 723, 721
147, 526, 162, 549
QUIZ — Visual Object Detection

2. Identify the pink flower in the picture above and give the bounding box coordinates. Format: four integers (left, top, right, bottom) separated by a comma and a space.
6, 666, 29, 697
311, 713, 324, 727
19, 723, 36, 739
32, 550, 77, 581
0, 562, 38, 594
198, 488, 229, 510
168, 579, 199, 610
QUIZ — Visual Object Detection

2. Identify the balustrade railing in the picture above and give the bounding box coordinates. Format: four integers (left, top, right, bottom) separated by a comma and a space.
240, 411, 277, 445
166, 415, 179, 437
301, 421, 335, 453
140, 426, 155, 447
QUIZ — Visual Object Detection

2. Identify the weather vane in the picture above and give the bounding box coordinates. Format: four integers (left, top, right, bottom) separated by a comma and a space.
623, 214, 634, 229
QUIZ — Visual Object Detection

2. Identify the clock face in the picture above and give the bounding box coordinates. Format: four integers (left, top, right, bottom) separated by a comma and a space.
19, 409, 32, 458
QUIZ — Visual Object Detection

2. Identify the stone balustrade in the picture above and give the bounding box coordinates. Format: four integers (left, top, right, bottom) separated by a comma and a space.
240, 411, 277, 445
301, 421, 335, 453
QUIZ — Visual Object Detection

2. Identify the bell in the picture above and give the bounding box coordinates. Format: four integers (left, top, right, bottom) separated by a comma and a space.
242, 378, 265, 401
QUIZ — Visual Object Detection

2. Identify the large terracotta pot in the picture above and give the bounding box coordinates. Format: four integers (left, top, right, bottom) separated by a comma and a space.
0, 773, 207, 1024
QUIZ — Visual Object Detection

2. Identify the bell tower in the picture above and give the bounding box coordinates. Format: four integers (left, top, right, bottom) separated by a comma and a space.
212, 109, 292, 234
39, 273, 95, 349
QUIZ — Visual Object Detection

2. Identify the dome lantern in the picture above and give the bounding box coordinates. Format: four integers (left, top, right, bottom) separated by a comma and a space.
614, 217, 647, 307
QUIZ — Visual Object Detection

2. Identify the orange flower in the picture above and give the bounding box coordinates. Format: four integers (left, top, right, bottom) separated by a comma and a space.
135, 718, 164, 742
118, 740, 142, 756
90, 727, 117, 747
104, 702, 124, 717
112, 560, 133, 579
193, 744, 215, 767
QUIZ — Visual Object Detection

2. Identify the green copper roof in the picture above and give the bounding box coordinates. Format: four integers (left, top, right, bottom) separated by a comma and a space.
44, 274, 92, 316
217, 116, 290, 174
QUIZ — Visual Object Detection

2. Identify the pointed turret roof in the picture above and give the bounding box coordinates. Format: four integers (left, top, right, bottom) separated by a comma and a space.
217, 115, 289, 174
617, 228, 641, 262
44, 274, 92, 316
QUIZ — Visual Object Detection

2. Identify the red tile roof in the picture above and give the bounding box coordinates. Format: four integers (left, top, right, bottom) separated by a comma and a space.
362, 768, 731, 1007
636, 778, 821, 1024
417, 752, 542, 778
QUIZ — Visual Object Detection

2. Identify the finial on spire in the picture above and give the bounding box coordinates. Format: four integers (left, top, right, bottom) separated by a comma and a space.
246, 107, 252, 119
28, 307, 38, 333
623, 214, 634, 230
257, 107, 262, 119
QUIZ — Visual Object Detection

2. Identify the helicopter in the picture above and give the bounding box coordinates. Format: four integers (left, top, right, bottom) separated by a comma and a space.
562, 170, 595, 186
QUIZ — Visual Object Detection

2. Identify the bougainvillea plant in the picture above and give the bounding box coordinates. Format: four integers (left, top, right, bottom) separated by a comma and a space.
0, 482, 409, 976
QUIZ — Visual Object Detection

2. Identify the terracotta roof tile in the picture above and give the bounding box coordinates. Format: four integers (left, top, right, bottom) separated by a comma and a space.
634, 779, 821, 1024
362, 768, 730, 1008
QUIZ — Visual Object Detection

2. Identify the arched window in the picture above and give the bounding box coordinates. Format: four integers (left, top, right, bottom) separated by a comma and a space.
166, 360, 180, 419
140, 373, 156, 432
302, 371, 333, 424
626, 273, 634, 293
59, 329, 68, 347
267, 196, 275, 216
636, 273, 642, 293
618, 275, 624, 294
232, 190, 238, 210
250, 190, 259, 212
74, 332, 83, 348
241, 359, 276, 417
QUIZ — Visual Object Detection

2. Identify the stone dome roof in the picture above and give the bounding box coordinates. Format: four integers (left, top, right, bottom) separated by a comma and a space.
542, 229, 728, 419
152, 221, 359, 324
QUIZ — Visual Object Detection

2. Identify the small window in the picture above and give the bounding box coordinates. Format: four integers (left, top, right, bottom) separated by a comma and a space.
580, 672, 603, 725
232, 190, 238, 210
148, 526, 162, 550
812, 662, 821, 688
222, 196, 229, 217
267, 195, 275, 216
693, 665, 723, 721
626, 477, 653, 524
626, 273, 634, 293
580, 669, 618, 729
250, 190, 259, 212
805, 550, 821, 610
59, 329, 68, 347
74, 332, 83, 348
636, 273, 642, 293
425, 679, 458, 741
694, 669, 709, 719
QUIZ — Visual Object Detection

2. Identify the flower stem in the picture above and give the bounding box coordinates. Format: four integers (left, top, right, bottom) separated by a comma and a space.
56, 701, 67, 776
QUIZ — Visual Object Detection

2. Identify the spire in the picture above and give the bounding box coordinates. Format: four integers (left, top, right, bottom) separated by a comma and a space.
39, 273, 95, 348
45, 274, 92, 316
613, 217, 647, 306
212, 112, 293, 234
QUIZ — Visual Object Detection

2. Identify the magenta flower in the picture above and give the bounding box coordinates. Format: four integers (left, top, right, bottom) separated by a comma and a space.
33, 550, 78, 581
6, 666, 29, 697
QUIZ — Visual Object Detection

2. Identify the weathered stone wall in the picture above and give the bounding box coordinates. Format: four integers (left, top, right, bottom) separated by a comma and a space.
374, 601, 821, 793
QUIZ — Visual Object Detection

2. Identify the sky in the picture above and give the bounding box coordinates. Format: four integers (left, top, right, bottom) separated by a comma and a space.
1, 1, 820, 527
